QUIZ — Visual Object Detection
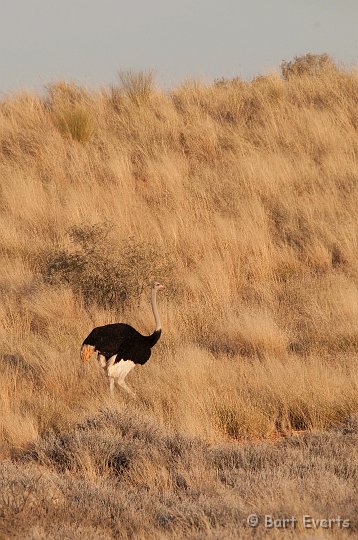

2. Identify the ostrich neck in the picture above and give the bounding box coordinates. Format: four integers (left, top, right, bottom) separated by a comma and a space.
151, 288, 161, 331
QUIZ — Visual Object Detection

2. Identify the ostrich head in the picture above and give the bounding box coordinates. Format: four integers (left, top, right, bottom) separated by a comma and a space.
152, 281, 165, 291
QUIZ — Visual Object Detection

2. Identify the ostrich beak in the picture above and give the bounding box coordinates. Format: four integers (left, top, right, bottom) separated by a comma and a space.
158, 284, 165, 290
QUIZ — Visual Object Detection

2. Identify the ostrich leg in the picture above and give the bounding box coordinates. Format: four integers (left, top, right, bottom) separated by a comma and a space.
116, 377, 136, 397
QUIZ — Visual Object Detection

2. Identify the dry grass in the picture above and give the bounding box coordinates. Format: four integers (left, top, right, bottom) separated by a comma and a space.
0, 55, 358, 537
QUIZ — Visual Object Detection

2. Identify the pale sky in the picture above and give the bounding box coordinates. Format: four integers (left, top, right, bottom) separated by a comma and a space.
0, 0, 357, 94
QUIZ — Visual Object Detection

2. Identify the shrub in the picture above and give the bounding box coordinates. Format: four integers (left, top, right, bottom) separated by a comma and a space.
281, 53, 335, 80
41, 223, 173, 309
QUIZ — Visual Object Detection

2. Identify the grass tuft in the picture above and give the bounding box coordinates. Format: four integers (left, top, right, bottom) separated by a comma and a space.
54, 107, 95, 142
119, 69, 154, 104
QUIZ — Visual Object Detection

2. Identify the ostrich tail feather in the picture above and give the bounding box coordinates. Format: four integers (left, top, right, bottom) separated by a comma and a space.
81, 344, 95, 363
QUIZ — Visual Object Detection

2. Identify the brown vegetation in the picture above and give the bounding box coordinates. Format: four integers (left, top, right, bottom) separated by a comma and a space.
0, 55, 357, 537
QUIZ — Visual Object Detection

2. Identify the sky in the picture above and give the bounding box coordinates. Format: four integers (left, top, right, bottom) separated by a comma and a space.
0, 0, 357, 94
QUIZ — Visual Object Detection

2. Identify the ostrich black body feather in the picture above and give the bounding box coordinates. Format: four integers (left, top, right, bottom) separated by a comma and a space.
82, 323, 161, 365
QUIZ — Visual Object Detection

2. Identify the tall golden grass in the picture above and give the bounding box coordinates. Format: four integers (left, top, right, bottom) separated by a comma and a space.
0, 56, 358, 538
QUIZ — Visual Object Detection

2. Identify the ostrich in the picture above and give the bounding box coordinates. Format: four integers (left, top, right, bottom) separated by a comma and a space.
81, 282, 165, 396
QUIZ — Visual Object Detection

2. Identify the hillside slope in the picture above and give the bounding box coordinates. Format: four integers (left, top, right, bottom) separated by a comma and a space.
0, 56, 357, 538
